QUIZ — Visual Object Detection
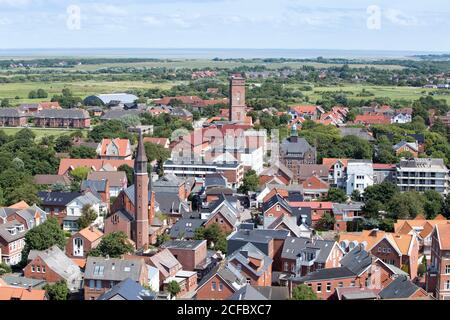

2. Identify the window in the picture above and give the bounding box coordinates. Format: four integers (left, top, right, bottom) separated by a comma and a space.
89, 280, 95, 289
36, 266, 41, 273
291, 264, 296, 273
382, 248, 386, 253
350, 281, 355, 287
387, 248, 391, 253
96, 280, 102, 290
218, 283, 223, 292
316, 283, 322, 293
338, 282, 343, 288
377, 247, 382, 253
326, 283, 331, 292
246, 279, 251, 284
446, 265, 450, 274
446, 280, 450, 291
211, 281, 216, 291
31, 266, 35, 273
284, 262, 289, 272
276, 205, 281, 212
93, 265, 104, 276
42, 266, 46, 273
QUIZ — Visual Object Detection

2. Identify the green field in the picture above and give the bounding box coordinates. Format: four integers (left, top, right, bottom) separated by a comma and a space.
0, 80, 183, 104
294, 84, 450, 104
0, 127, 89, 140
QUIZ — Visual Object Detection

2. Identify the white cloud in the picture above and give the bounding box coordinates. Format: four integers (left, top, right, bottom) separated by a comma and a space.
142, 16, 162, 26
90, 3, 128, 16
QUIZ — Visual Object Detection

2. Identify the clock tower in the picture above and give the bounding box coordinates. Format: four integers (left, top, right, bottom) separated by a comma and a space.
229, 74, 247, 123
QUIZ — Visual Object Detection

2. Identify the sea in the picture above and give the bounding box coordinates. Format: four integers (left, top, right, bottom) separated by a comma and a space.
0, 48, 445, 60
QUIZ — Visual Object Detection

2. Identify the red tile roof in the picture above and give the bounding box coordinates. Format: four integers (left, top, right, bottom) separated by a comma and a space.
99, 138, 131, 157
58, 159, 134, 175
289, 201, 333, 210
290, 105, 319, 115
373, 163, 396, 170
143, 137, 169, 148
0, 287, 47, 300
322, 158, 349, 169
354, 114, 391, 125
302, 176, 330, 190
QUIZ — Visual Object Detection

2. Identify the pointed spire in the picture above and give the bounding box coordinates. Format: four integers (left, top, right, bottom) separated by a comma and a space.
135, 129, 148, 174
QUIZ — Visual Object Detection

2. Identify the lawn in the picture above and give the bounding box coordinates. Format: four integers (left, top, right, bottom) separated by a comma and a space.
295, 84, 450, 104
0, 80, 183, 104
0, 127, 89, 140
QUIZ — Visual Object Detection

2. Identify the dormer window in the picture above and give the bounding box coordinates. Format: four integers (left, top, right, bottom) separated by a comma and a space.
17, 225, 25, 232
7, 227, 16, 235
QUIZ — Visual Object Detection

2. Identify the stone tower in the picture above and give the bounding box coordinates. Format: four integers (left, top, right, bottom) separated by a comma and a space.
229, 74, 246, 123
134, 130, 149, 250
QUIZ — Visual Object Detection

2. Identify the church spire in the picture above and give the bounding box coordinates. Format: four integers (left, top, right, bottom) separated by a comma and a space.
135, 129, 148, 174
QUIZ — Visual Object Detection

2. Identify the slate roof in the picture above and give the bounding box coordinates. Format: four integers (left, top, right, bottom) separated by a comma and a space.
339, 245, 373, 275
205, 174, 228, 188
81, 180, 108, 193
339, 128, 375, 141
155, 193, 189, 215
378, 275, 422, 299
280, 138, 316, 156
295, 267, 355, 282
87, 171, 127, 188
0, 220, 27, 242
97, 278, 156, 300
160, 239, 205, 250
27, 245, 82, 289
262, 194, 292, 214
0, 275, 47, 289
0, 108, 26, 117
34, 109, 89, 119
197, 261, 247, 292
281, 237, 336, 263
68, 192, 102, 207
393, 141, 419, 152
229, 285, 268, 300
85, 256, 145, 282
101, 109, 144, 120
228, 243, 273, 277
38, 191, 81, 206
94, 93, 138, 105
34, 174, 71, 186
169, 219, 205, 239
332, 202, 364, 215
253, 286, 290, 300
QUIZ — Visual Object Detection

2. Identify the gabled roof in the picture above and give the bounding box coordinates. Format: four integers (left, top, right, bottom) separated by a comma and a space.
77, 226, 103, 243
228, 243, 273, 277
87, 171, 127, 188
81, 179, 108, 193
340, 245, 373, 275
27, 245, 82, 286
98, 138, 131, 157
34, 174, 71, 186
37, 191, 81, 206
378, 275, 424, 299
393, 141, 419, 152
97, 278, 156, 300
229, 285, 267, 300
435, 223, 450, 250
322, 158, 349, 169
147, 249, 181, 278
197, 261, 247, 293
34, 109, 89, 119
169, 219, 206, 239
262, 194, 292, 214
281, 237, 338, 263
58, 159, 134, 175
0, 287, 47, 300
301, 176, 329, 191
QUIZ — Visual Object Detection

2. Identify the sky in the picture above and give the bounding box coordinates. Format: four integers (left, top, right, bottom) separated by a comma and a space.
0, 0, 449, 52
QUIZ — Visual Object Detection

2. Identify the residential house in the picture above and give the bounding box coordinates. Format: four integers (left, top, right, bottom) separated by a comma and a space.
97, 278, 157, 300
81, 179, 110, 208
64, 192, 107, 232
289, 105, 324, 121
378, 275, 429, 299
195, 261, 247, 300
66, 226, 103, 259
84, 256, 149, 300
169, 219, 206, 240
0, 287, 47, 300
227, 243, 273, 286
229, 285, 290, 300
0, 108, 27, 127
58, 158, 134, 176
37, 191, 81, 225
426, 223, 450, 300
96, 138, 132, 160
301, 176, 330, 201
33, 174, 72, 189
280, 126, 317, 183
280, 237, 344, 277
346, 160, 374, 195
147, 249, 183, 289
34, 109, 90, 128
288, 201, 333, 228
393, 141, 419, 158
23, 245, 83, 292
288, 245, 398, 300
373, 163, 396, 184
160, 240, 208, 272
339, 229, 420, 279
143, 137, 170, 149
322, 158, 349, 189
332, 202, 364, 232
202, 194, 240, 233
259, 162, 294, 186
353, 114, 391, 126
87, 171, 128, 198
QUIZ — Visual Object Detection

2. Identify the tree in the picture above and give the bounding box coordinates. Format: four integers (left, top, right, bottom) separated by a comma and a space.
322, 188, 347, 203
15, 128, 35, 141
89, 232, 134, 258
55, 135, 72, 152
194, 223, 227, 253
167, 280, 181, 299
144, 142, 170, 163
44, 280, 69, 300
363, 199, 384, 219
418, 256, 427, 277
156, 233, 170, 247
350, 190, 362, 202
69, 146, 97, 159
22, 218, 66, 265
36, 88, 48, 99
315, 212, 336, 231
363, 182, 399, 204
423, 190, 444, 219
69, 166, 90, 182
118, 164, 134, 186
387, 192, 425, 219
291, 284, 318, 300
0, 262, 12, 275
238, 170, 259, 194
1, 98, 10, 108
77, 204, 98, 229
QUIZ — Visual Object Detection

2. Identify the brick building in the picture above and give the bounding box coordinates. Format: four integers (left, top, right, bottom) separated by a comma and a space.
66, 226, 103, 259
34, 109, 90, 128
160, 240, 207, 272
427, 223, 450, 300
0, 108, 27, 127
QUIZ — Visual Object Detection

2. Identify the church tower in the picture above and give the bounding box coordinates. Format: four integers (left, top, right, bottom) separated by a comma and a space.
229, 74, 247, 123
134, 130, 149, 250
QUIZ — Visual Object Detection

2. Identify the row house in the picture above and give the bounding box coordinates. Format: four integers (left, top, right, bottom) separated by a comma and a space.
19, 102, 61, 114
339, 229, 420, 280
427, 223, 450, 300
0, 108, 27, 127
34, 109, 91, 129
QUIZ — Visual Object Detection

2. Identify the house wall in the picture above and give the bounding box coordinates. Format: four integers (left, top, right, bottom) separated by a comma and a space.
23, 257, 63, 283
204, 212, 235, 234
196, 274, 235, 300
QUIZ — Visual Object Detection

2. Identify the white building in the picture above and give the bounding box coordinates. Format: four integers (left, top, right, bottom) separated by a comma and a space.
396, 158, 449, 195
391, 113, 412, 124
346, 160, 374, 195
64, 192, 107, 231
